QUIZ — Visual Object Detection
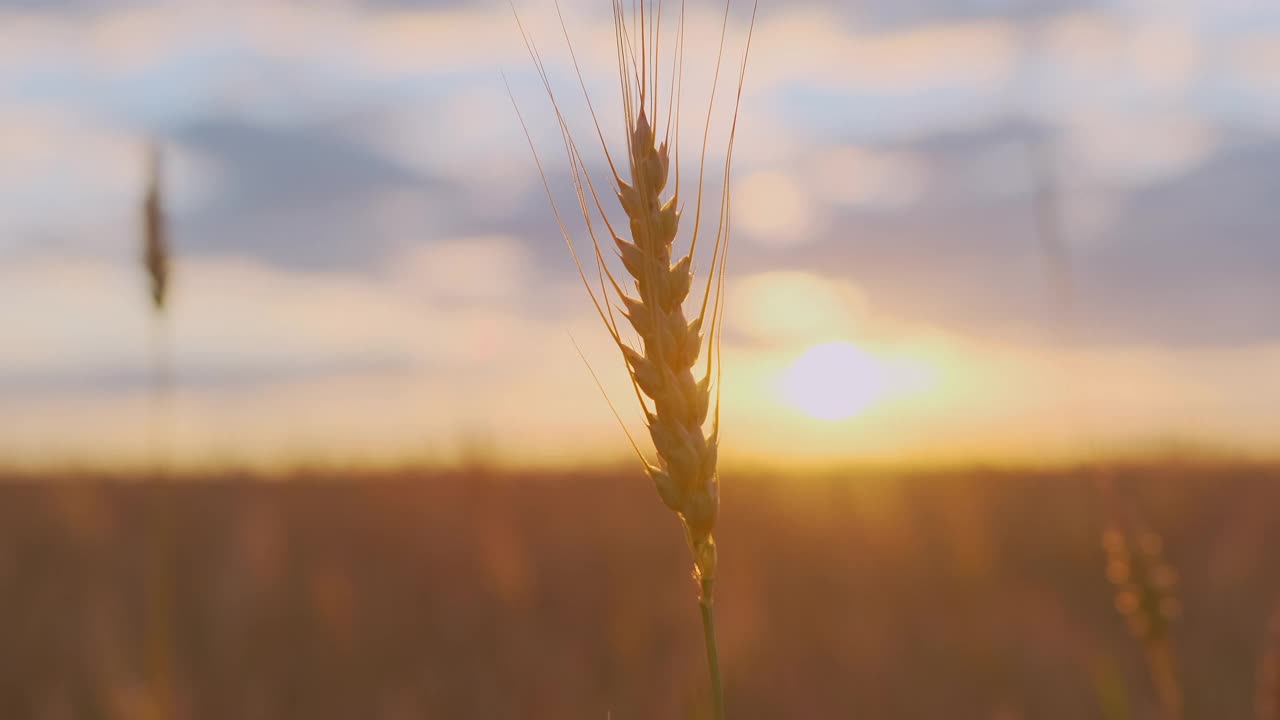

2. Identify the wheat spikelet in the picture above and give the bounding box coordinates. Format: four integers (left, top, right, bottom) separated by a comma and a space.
609, 59, 722, 595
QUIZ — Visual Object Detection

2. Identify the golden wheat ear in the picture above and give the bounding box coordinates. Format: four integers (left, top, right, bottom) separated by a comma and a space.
512, 0, 756, 570
510, 3, 755, 716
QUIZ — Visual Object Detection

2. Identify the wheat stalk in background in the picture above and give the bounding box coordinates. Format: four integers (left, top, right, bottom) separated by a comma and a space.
510, 1, 755, 716
141, 141, 176, 720
1027, 140, 1187, 720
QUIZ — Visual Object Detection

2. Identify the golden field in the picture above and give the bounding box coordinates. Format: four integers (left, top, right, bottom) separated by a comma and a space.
1, 459, 1276, 719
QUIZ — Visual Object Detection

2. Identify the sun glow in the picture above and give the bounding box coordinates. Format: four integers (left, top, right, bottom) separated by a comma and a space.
780, 341, 888, 421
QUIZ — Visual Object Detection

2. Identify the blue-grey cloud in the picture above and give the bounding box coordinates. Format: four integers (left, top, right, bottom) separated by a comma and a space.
0, 0, 104, 11
843, 0, 1094, 28
0, 0, 1083, 25
1082, 138, 1280, 346
6, 0, 1273, 354
760, 122, 1280, 348
171, 118, 457, 271
160, 99, 1278, 350
0, 352, 419, 398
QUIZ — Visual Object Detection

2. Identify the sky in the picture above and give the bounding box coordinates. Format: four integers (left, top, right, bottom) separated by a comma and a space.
1, 0, 1278, 469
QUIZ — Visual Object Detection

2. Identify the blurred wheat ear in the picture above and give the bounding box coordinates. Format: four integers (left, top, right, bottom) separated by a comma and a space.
1097, 476, 1184, 720
143, 142, 170, 315
508, 1, 756, 717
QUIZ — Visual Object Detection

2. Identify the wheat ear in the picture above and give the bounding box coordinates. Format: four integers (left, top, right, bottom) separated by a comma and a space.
509, 1, 756, 716
1102, 525, 1183, 720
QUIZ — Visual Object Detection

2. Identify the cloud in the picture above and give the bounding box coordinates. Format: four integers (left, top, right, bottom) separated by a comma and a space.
1057, 113, 1217, 189
807, 146, 929, 211
0, 108, 141, 245
844, 0, 1093, 29
1233, 32, 1280, 84
364, 85, 538, 207
0, 0, 121, 13
754, 10, 1021, 95
390, 235, 531, 303
735, 171, 817, 248
3, 0, 1280, 466
727, 271, 869, 346
0, 247, 551, 393
0, 355, 415, 398
0, 255, 403, 380
1078, 138, 1280, 346
1027, 11, 1213, 139
1225, 32, 1280, 124
0, 250, 639, 467
171, 117, 451, 271
1128, 18, 1202, 97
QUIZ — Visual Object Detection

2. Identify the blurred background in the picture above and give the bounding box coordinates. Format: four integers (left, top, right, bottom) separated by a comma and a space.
1, 0, 1278, 718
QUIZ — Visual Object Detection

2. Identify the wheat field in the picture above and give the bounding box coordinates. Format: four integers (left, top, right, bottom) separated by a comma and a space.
0, 461, 1277, 719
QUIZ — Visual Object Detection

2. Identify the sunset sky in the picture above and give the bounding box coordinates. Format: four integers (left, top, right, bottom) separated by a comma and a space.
1, 0, 1278, 469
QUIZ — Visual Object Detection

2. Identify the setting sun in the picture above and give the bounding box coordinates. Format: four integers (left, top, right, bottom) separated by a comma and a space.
779, 341, 887, 421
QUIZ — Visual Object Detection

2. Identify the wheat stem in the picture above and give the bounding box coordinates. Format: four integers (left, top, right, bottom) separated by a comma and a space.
142, 140, 176, 720
699, 583, 725, 720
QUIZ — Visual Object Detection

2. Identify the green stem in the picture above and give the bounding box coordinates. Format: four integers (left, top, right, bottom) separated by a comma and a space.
699, 596, 725, 720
